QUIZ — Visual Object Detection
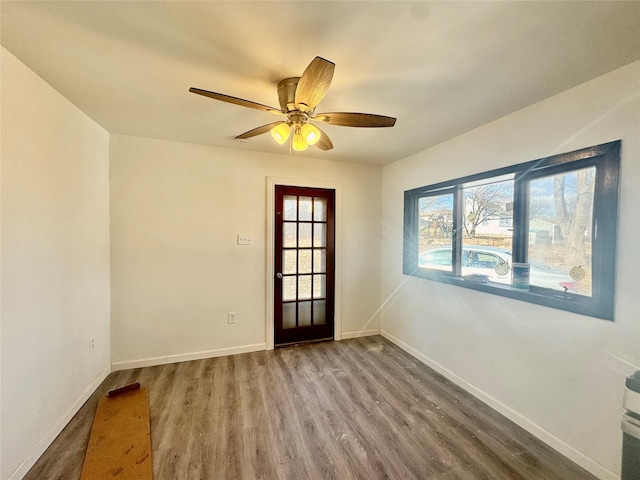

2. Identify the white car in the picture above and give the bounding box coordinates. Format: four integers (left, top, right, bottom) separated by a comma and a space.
419, 246, 577, 292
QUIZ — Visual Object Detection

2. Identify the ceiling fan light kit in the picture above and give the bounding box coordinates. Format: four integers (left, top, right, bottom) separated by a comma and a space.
270, 122, 291, 145
292, 126, 309, 152
189, 56, 396, 153
300, 123, 321, 146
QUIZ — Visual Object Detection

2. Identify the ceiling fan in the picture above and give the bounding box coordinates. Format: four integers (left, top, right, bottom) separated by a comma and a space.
189, 56, 396, 152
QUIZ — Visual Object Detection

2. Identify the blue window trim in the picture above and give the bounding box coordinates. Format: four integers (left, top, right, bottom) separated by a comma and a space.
403, 141, 621, 321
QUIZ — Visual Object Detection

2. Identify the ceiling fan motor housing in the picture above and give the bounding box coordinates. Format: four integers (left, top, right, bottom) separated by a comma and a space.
277, 77, 300, 113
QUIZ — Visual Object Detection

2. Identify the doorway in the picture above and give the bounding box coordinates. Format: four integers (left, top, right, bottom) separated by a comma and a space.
274, 185, 335, 346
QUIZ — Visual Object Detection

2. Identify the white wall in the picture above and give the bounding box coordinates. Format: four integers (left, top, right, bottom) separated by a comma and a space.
380, 60, 640, 479
110, 135, 381, 367
0, 48, 111, 480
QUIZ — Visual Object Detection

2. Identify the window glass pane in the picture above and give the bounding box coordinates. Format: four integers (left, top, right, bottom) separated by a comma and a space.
313, 249, 326, 273
283, 303, 296, 329
298, 302, 312, 327
298, 275, 312, 300
313, 274, 326, 298
314, 198, 327, 221
313, 300, 326, 325
283, 223, 296, 248
418, 194, 454, 272
299, 223, 312, 247
283, 277, 296, 301
528, 167, 595, 296
298, 249, 312, 274
420, 249, 452, 268
284, 196, 297, 221
461, 179, 514, 284
299, 196, 313, 221
283, 250, 297, 274
313, 224, 326, 247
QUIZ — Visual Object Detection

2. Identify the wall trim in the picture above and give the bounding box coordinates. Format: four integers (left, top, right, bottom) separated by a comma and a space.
266, 176, 344, 350
7, 364, 111, 480
380, 330, 617, 480
342, 329, 380, 339
111, 343, 267, 371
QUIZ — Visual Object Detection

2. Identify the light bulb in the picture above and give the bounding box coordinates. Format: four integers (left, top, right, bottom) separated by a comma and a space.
291, 127, 308, 151
270, 123, 291, 145
300, 123, 321, 146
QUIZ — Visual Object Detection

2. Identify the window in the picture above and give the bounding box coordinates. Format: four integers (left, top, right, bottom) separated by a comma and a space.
403, 141, 620, 320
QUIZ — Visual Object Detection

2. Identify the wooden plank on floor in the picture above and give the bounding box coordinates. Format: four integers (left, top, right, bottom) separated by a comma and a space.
80, 386, 153, 480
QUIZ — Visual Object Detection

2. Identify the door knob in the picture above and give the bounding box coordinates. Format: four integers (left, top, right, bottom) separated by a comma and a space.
276, 272, 283, 279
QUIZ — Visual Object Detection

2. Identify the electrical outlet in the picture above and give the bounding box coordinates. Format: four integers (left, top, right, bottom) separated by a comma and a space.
237, 234, 252, 246
228, 312, 236, 324
89, 338, 95, 353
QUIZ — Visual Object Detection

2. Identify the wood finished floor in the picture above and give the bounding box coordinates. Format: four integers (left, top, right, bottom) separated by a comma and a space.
24, 336, 597, 480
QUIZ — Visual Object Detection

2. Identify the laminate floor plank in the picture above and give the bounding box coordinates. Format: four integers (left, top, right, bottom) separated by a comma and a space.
23, 336, 597, 480
310, 345, 425, 480
335, 340, 501, 480
328, 342, 453, 478
347, 338, 543, 479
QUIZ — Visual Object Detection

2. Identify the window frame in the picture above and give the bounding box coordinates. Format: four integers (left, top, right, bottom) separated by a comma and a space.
403, 141, 620, 321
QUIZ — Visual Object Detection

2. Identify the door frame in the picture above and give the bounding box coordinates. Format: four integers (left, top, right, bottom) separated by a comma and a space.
266, 177, 343, 350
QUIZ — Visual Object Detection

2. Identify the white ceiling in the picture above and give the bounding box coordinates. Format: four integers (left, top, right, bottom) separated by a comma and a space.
2, 1, 639, 166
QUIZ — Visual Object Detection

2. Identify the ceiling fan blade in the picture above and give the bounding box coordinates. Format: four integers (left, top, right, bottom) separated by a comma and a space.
189, 87, 282, 114
236, 122, 284, 140
314, 112, 396, 128
314, 125, 333, 151
295, 57, 335, 113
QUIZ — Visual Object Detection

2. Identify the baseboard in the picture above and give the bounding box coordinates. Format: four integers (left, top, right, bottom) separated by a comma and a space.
380, 330, 617, 480
111, 343, 267, 371
341, 329, 380, 339
8, 364, 111, 480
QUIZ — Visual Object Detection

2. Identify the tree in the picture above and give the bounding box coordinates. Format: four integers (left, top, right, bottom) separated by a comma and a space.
463, 183, 513, 237
529, 198, 554, 219
553, 170, 594, 267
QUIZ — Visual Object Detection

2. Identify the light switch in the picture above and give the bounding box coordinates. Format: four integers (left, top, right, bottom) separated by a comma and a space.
237, 234, 252, 245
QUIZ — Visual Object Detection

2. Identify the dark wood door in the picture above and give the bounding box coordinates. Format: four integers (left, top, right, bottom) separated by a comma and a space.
274, 185, 335, 346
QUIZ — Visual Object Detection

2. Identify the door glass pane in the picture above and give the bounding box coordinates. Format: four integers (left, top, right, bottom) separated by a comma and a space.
283, 250, 297, 274
299, 196, 313, 221
283, 303, 296, 329
313, 300, 326, 325
298, 249, 312, 274
314, 198, 327, 221
313, 250, 326, 273
298, 302, 311, 327
313, 224, 326, 247
283, 223, 297, 248
298, 275, 312, 300
461, 178, 514, 285
284, 196, 297, 221
313, 274, 326, 298
283, 276, 296, 301
299, 223, 312, 247
528, 167, 595, 296
418, 193, 454, 272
